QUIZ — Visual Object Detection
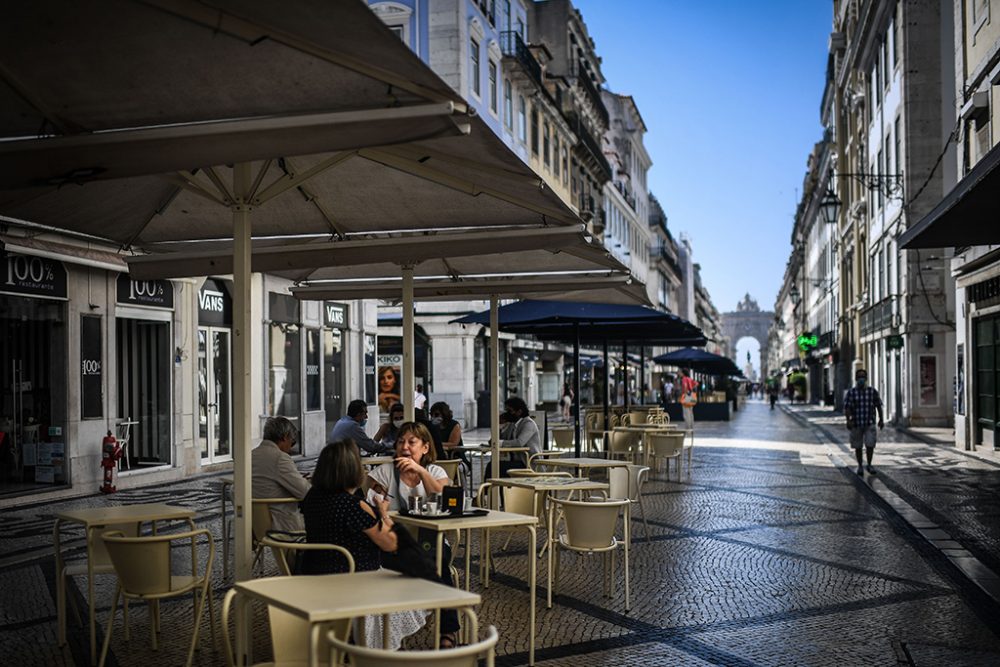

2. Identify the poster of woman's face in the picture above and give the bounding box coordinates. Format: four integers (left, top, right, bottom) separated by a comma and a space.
378, 365, 400, 413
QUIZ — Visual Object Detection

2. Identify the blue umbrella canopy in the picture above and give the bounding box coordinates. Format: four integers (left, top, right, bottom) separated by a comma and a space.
653, 347, 742, 375
451, 299, 705, 342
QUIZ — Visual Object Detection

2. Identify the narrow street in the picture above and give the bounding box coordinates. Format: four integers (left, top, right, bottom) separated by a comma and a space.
4, 400, 1000, 666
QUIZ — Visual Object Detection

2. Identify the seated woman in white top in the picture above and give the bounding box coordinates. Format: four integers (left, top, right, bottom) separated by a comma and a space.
367, 421, 448, 511
366, 421, 460, 647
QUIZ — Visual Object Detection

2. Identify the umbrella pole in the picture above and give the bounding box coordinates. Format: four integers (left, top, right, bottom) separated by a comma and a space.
640, 345, 646, 405
602, 340, 609, 453
623, 340, 629, 411
573, 323, 581, 457
490, 295, 500, 503
231, 163, 252, 664
402, 265, 415, 422
232, 163, 252, 584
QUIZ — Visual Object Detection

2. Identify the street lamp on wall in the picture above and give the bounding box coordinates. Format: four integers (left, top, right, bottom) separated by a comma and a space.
789, 284, 801, 305
820, 187, 841, 225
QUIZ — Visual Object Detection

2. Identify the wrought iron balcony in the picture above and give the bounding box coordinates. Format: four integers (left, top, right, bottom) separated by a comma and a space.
564, 111, 612, 181
569, 60, 609, 128
860, 297, 895, 336
499, 31, 542, 89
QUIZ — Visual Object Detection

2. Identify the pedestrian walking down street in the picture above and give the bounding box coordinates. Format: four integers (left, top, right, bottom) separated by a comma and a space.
680, 368, 697, 433
843, 368, 884, 475
768, 383, 778, 410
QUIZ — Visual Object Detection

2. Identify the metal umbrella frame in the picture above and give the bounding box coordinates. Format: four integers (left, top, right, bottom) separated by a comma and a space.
0, 0, 584, 591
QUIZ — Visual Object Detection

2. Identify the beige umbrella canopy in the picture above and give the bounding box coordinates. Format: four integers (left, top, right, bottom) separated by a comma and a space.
0, 0, 584, 594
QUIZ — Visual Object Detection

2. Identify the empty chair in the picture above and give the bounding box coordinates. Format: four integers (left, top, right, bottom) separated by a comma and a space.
436, 458, 462, 486
608, 465, 651, 542
222, 584, 351, 667
647, 432, 685, 480
608, 429, 639, 462
527, 450, 563, 470
55, 521, 139, 648
328, 618, 498, 667
682, 429, 695, 473
628, 411, 647, 425
550, 498, 630, 610
551, 427, 574, 451
260, 531, 356, 576
251, 498, 300, 574
98, 529, 216, 667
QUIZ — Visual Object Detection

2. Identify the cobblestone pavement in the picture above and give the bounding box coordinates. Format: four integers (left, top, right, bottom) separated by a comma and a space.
3, 400, 1000, 665
783, 402, 1000, 581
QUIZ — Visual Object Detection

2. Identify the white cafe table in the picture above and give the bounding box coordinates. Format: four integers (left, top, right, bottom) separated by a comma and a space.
536, 456, 628, 478
490, 476, 610, 609
392, 508, 539, 664
53, 503, 196, 665
232, 570, 481, 667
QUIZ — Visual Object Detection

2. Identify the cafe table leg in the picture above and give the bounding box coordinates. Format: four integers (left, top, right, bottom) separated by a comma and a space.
221, 480, 230, 581
434, 532, 444, 650
546, 497, 555, 609
527, 524, 537, 666
53, 520, 65, 646
309, 620, 323, 667
86, 525, 97, 665
464, 528, 472, 592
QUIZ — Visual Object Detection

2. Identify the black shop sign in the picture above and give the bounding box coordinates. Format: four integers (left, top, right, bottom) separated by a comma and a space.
199, 278, 232, 327
117, 274, 174, 309
324, 302, 348, 329
1, 253, 67, 299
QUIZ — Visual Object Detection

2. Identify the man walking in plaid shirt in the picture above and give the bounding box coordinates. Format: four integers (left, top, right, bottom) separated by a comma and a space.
843, 368, 884, 475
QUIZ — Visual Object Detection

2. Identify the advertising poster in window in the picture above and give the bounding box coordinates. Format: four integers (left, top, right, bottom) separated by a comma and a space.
376, 354, 402, 413
81, 315, 103, 419
919, 355, 938, 407
364, 335, 377, 405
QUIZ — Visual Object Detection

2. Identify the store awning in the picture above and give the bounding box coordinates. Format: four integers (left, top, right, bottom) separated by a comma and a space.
900, 141, 1000, 249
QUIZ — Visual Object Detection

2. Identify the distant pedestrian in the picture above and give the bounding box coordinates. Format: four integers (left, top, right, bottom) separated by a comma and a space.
843, 369, 884, 476
679, 369, 697, 433
768, 384, 778, 410
561, 382, 574, 421
414, 384, 427, 411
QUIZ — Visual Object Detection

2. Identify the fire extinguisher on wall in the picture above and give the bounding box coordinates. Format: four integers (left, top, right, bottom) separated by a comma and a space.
100, 431, 122, 494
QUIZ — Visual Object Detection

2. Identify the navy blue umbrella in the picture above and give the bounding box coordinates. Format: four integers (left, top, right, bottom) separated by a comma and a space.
653, 348, 742, 376
453, 300, 706, 453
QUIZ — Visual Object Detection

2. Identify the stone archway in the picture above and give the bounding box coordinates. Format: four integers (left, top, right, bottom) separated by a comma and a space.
721, 294, 774, 379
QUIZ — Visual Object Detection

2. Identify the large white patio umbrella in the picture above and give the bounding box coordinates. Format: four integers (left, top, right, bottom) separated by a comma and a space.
0, 0, 583, 592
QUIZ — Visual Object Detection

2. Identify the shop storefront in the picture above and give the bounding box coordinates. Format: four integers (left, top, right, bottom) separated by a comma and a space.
115, 274, 174, 471
323, 301, 347, 433
973, 309, 998, 448
0, 253, 68, 495
197, 278, 232, 465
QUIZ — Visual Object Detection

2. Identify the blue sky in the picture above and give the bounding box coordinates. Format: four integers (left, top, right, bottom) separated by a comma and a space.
575, 0, 832, 315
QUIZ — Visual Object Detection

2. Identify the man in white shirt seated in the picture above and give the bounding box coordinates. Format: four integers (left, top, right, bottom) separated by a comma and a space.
251, 416, 311, 532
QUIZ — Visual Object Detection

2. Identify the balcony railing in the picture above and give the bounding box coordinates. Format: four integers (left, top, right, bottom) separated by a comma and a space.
569, 60, 609, 128
860, 297, 895, 336
499, 31, 543, 89
565, 111, 612, 181
614, 181, 636, 210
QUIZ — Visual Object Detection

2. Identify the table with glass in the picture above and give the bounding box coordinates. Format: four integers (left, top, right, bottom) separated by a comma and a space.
490, 476, 610, 608
392, 508, 539, 664
232, 570, 481, 667
53, 503, 197, 664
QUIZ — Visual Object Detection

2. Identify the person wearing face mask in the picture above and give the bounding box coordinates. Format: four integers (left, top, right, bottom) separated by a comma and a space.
373, 403, 406, 451
329, 399, 391, 455
490, 396, 540, 476
843, 369, 884, 475
429, 401, 463, 452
